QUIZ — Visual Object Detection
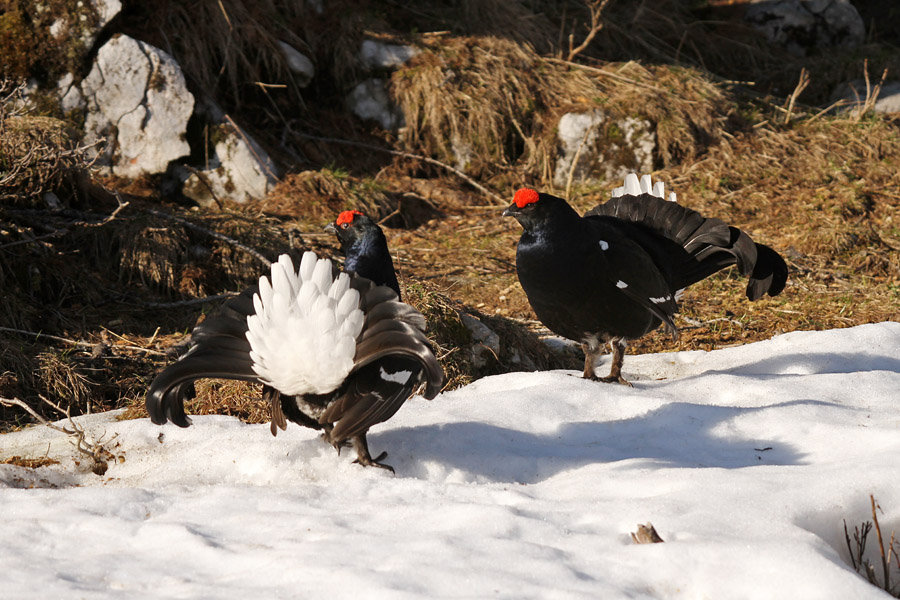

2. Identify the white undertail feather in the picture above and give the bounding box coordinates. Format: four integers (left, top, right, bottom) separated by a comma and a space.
246, 252, 364, 396
611, 173, 678, 203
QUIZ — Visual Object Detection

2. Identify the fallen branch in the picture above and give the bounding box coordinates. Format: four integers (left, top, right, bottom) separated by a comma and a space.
145, 208, 272, 267
0, 395, 121, 476
0, 193, 129, 250
135, 292, 239, 309
0, 326, 166, 357
631, 523, 664, 544
297, 132, 505, 205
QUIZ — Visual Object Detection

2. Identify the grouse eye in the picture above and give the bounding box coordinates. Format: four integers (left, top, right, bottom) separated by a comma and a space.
340, 222, 349, 229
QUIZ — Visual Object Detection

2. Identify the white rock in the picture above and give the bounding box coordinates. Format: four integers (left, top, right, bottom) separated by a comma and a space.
459, 312, 500, 369
277, 41, 314, 87
182, 123, 279, 205
745, 0, 864, 56
346, 78, 404, 130
360, 39, 419, 69
82, 35, 194, 178
553, 110, 655, 188
50, 18, 68, 40
831, 80, 900, 115
93, 0, 122, 28
56, 73, 85, 113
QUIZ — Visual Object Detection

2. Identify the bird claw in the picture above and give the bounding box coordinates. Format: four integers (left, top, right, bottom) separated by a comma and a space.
353, 450, 394, 474
322, 432, 353, 454
596, 374, 633, 387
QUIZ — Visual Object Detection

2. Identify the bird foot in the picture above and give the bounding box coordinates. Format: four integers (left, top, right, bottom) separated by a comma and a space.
592, 374, 633, 387
353, 450, 395, 474
322, 432, 353, 454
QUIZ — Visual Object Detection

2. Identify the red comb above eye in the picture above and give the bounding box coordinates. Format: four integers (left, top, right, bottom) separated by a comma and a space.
336, 210, 364, 226
513, 188, 540, 208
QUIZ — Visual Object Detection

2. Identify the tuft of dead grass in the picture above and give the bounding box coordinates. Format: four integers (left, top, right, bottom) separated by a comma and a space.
262, 168, 396, 226
0, 80, 95, 206
392, 37, 735, 186
1, 455, 60, 468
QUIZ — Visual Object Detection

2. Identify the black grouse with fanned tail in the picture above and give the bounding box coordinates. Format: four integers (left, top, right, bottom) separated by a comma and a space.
325, 210, 401, 297
146, 218, 443, 473
503, 174, 787, 386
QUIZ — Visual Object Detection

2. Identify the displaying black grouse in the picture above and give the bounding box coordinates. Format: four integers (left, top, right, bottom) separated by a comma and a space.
325, 210, 401, 297
504, 173, 787, 386
146, 214, 443, 472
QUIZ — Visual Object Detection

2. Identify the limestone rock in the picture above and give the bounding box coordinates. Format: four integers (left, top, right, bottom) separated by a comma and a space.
181, 122, 278, 206
831, 80, 900, 115
48, 0, 121, 49
553, 110, 655, 188
346, 78, 404, 130
745, 0, 864, 56
360, 39, 419, 69
459, 312, 500, 369
56, 73, 85, 113
277, 41, 314, 87
82, 35, 194, 178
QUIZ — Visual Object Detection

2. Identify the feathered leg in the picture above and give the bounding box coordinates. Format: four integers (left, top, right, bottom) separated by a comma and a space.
351, 433, 394, 473
581, 338, 602, 379
599, 338, 632, 387
321, 425, 353, 453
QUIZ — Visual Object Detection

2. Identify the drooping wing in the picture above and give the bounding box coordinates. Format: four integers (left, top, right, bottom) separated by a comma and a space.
584, 219, 679, 338
322, 283, 444, 442
145, 287, 259, 427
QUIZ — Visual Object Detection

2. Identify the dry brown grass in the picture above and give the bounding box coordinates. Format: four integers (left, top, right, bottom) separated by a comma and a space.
126, 0, 314, 111
0, 80, 95, 206
262, 168, 396, 225
392, 38, 735, 186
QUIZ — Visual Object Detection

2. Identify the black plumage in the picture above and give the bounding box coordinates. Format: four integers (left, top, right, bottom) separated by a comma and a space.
146, 216, 443, 473
503, 179, 787, 385
326, 210, 401, 297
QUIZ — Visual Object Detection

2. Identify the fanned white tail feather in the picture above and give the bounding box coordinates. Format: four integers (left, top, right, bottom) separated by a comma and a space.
611, 173, 678, 203
246, 252, 364, 396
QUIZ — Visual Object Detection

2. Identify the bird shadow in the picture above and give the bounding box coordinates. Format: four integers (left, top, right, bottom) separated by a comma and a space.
370, 345, 900, 483
374, 397, 825, 485
692, 351, 900, 378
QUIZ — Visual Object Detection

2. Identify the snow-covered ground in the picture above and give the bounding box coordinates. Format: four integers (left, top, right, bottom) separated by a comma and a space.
2, 322, 899, 599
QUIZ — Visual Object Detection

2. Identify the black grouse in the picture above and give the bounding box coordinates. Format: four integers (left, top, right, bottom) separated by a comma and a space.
325, 210, 401, 297
503, 173, 787, 386
146, 215, 443, 473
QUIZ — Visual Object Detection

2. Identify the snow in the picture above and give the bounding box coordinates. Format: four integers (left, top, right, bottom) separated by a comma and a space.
2, 322, 899, 599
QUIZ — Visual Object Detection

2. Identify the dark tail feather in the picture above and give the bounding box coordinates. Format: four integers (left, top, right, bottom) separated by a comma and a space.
746, 243, 788, 300
588, 193, 787, 299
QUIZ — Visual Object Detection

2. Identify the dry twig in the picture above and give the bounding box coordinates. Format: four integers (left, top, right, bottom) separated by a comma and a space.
0, 326, 166, 357
631, 523, 664, 544
782, 68, 810, 124
566, 0, 611, 62
0, 395, 121, 475
145, 208, 272, 266
297, 132, 504, 204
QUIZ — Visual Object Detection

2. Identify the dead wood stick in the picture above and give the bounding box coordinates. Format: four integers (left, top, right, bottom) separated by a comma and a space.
297, 133, 505, 205
145, 208, 271, 266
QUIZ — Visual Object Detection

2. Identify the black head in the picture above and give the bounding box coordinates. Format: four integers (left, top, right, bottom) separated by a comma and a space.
502, 188, 575, 231
325, 210, 401, 297
325, 210, 382, 251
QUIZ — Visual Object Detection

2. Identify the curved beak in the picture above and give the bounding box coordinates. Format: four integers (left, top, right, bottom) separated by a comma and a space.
324, 222, 337, 234
502, 203, 519, 218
